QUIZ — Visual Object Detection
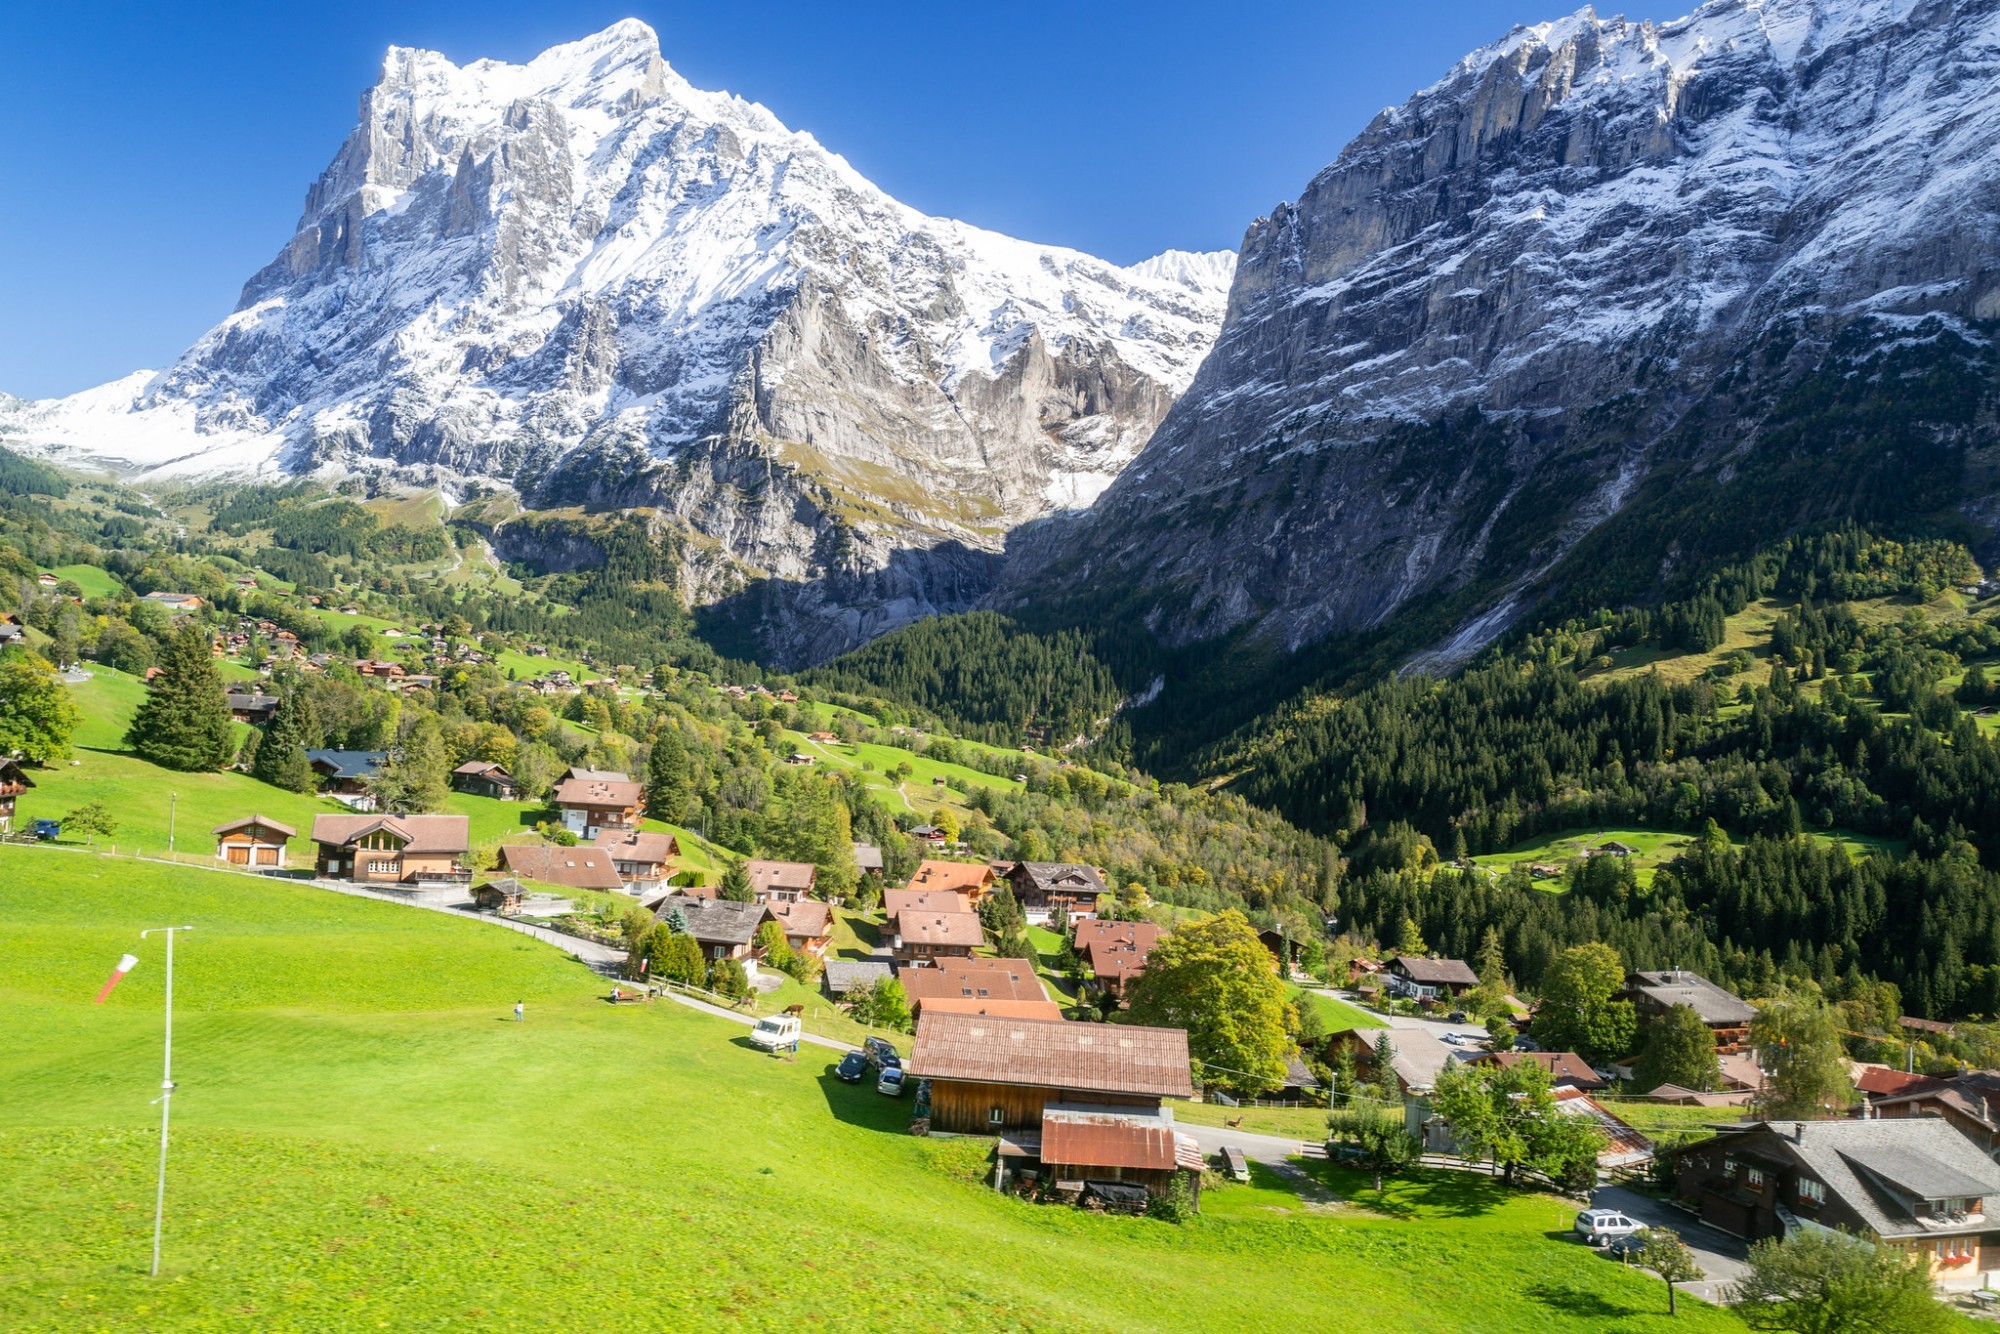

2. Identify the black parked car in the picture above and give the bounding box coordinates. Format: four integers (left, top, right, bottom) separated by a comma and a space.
835, 1051, 870, 1083
863, 1036, 901, 1070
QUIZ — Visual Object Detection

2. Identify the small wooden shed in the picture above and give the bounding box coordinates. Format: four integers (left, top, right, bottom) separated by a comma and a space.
212, 815, 296, 868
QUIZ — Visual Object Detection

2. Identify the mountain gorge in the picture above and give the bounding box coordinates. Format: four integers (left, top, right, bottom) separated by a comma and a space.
1017, 0, 2000, 669
5, 21, 1232, 663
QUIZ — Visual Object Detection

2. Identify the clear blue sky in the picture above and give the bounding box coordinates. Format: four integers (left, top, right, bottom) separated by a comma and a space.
0, 0, 1632, 399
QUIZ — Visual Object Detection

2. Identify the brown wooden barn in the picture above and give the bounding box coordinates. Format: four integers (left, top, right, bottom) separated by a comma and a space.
907, 1010, 1192, 1133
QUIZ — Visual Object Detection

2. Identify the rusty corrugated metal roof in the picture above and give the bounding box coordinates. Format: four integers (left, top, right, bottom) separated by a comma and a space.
1041, 1107, 1177, 1170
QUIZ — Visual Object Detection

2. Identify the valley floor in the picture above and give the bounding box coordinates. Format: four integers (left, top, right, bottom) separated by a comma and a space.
0, 847, 1751, 1333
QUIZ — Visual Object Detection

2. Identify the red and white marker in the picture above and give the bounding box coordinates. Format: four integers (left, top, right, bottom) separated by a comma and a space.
95, 952, 140, 1004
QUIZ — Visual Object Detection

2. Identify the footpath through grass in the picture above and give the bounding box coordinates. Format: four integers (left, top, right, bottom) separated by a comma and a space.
0, 848, 1750, 1332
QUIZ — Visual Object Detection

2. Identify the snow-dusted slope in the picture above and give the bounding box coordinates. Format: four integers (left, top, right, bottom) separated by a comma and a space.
1023, 0, 2000, 659
11, 21, 1231, 659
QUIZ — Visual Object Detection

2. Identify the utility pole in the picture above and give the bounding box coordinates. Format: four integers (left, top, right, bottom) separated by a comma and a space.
140, 925, 193, 1278
166, 792, 178, 856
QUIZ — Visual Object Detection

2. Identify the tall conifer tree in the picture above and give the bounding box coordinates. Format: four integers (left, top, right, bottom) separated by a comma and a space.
126, 623, 235, 771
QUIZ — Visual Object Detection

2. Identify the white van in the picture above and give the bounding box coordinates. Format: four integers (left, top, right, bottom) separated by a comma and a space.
750, 1015, 802, 1051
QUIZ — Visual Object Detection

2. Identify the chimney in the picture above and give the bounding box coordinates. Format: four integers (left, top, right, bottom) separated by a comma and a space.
1793, 1122, 1805, 1143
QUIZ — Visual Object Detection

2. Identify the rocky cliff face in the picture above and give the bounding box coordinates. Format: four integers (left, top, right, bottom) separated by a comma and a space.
11, 21, 1231, 663
1020, 0, 2000, 662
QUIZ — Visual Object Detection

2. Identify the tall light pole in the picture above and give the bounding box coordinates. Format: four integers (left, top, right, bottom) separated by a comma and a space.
140, 925, 193, 1278
166, 792, 178, 857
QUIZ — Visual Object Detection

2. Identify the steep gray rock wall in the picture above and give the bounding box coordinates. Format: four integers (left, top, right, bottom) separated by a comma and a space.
1020, 0, 2000, 661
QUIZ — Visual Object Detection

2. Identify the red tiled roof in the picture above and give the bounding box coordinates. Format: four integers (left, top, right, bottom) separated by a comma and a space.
895, 911, 984, 948
884, 888, 972, 918
907, 860, 996, 895
922, 997, 1065, 1021
591, 829, 680, 864
496, 844, 625, 890
552, 771, 643, 808
907, 1012, 1192, 1098
770, 899, 832, 941
898, 959, 1051, 1004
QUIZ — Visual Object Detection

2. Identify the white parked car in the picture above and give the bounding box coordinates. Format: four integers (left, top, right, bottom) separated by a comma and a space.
877, 1065, 908, 1097
1574, 1208, 1647, 1246
749, 1015, 802, 1051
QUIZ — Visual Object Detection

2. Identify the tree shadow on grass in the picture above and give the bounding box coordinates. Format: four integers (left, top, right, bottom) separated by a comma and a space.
812, 1070, 918, 1135
1522, 1282, 1651, 1322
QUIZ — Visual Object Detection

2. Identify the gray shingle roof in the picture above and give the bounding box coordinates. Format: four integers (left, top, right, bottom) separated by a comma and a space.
1392, 956, 1480, 987
823, 961, 893, 995
306, 749, 388, 780
1627, 970, 1756, 1025
1729, 1119, 2000, 1238
641, 894, 773, 947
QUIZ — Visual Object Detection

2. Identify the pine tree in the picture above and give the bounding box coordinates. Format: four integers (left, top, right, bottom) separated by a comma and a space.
251, 690, 317, 793
718, 861, 753, 903
646, 725, 694, 824
126, 624, 235, 772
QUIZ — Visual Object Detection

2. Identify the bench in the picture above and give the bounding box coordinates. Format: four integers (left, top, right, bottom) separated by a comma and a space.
608, 987, 650, 1005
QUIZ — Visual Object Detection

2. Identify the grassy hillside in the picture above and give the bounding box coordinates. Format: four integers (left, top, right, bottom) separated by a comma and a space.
0, 850, 1747, 1333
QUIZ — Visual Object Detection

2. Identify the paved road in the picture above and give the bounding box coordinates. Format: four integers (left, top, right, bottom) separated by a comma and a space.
1179, 1122, 1314, 1166
1592, 1184, 1748, 1305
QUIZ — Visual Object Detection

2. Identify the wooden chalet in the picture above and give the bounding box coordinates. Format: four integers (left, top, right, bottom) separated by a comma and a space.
0, 758, 35, 832
908, 1012, 1199, 1202
1072, 920, 1164, 1000
746, 859, 817, 904
1003, 862, 1108, 921
211, 815, 296, 869
768, 898, 834, 958
1384, 955, 1479, 1000
551, 768, 644, 838
1664, 1119, 2000, 1290
225, 692, 280, 725
1869, 1070, 2000, 1156
887, 898, 984, 965
640, 893, 775, 963
310, 813, 471, 886
907, 1010, 1193, 1133
306, 749, 389, 810
906, 859, 997, 905
451, 760, 521, 800
591, 828, 680, 893
1621, 969, 1755, 1053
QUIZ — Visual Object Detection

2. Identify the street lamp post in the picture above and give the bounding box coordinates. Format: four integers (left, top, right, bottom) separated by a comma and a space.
167, 792, 178, 856
139, 925, 193, 1278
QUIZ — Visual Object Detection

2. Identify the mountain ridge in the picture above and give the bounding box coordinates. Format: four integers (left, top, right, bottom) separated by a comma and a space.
1010, 0, 2000, 670
2, 19, 1232, 664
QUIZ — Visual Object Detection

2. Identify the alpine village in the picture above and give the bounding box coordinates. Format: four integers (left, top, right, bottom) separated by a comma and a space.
11, 3, 2000, 1331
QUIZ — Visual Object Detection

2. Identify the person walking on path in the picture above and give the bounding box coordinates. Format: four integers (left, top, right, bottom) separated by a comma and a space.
514, 1001, 525, 1023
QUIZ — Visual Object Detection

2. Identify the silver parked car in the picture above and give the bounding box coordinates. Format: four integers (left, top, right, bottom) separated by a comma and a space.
1574, 1208, 1647, 1246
